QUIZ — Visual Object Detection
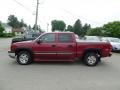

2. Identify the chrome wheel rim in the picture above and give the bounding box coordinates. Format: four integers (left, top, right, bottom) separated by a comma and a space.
87, 56, 96, 65
19, 54, 29, 64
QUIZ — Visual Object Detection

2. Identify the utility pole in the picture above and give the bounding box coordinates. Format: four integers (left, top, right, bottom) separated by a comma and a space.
35, 0, 39, 32
47, 23, 49, 32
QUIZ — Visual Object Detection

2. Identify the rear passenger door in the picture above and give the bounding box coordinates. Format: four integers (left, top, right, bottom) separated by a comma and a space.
56, 33, 76, 60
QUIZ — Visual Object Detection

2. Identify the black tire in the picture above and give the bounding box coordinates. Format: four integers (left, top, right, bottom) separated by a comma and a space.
98, 57, 101, 62
17, 51, 32, 65
83, 52, 99, 66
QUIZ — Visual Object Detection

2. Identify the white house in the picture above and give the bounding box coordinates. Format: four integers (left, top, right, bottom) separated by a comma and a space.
2, 23, 12, 33
2, 23, 28, 36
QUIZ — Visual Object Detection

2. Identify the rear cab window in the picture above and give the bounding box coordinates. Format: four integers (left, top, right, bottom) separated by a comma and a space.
58, 33, 73, 43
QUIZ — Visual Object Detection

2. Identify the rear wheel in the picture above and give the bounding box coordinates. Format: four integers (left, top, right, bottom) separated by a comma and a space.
83, 52, 99, 66
17, 51, 32, 65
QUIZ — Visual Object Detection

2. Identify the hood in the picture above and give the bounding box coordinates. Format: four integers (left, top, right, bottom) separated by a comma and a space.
12, 40, 34, 48
110, 42, 120, 46
14, 40, 33, 44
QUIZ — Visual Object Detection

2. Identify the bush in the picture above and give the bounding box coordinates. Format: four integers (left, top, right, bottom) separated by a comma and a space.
0, 33, 15, 37
0, 33, 5, 37
6, 33, 15, 37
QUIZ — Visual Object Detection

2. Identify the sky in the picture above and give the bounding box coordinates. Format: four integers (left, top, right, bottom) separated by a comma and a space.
0, 0, 120, 32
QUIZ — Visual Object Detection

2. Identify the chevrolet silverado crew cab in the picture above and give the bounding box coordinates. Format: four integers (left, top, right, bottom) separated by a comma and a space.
8, 32, 112, 66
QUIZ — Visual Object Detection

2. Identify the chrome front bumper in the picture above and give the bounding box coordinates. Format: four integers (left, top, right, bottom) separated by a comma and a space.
8, 51, 15, 58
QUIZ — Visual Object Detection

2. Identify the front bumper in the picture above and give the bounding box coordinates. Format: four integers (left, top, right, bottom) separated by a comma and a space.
8, 51, 15, 58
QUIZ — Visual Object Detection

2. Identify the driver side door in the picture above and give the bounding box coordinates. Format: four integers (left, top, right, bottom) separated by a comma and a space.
34, 33, 57, 61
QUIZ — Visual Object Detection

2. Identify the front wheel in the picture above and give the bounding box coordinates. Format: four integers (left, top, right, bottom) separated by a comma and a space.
83, 52, 99, 66
17, 51, 32, 65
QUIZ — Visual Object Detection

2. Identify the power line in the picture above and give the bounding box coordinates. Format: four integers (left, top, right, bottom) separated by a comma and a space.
60, 8, 101, 25
12, 0, 33, 14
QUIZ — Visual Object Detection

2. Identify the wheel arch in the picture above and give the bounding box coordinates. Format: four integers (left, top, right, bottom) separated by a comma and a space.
15, 48, 34, 58
82, 48, 102, 59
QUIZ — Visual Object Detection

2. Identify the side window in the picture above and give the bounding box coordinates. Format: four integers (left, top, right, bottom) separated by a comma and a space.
40, 33, 55, 43
58, 34, 73, 43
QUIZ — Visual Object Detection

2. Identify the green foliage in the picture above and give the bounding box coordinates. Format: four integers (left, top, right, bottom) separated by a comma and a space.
33, 24, 42, 32
7, 15, 19, 28
19, 19, 27, 27
73, 19, 82, 36
66, 25, 73, 32
2, 33, 15, 37
66, 20, 90, 37
0, 22, 5, 37
103, 21, 120, 38
87, 27, 103, 36
82, 23, 91, 36
51, 19, 90, 37
51, 20, 66, 32
87, 21, 120, 38
7, 15, 27, 28
50, 19, 120, 38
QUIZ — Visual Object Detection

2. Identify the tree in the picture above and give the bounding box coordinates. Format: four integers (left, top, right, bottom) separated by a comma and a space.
82, 23, 91, 36
103, 21, 120, 38
7, 15, 20, 28
51, 20, 66, 32
33, 24, 42, 32
0, 22, 5, 37
19, 19, 27, 27
7, 15, 27, 28
86, 21, 120, 37
87, 27, 103, 36
73, 19, 82, 36
66, 25, 73, 32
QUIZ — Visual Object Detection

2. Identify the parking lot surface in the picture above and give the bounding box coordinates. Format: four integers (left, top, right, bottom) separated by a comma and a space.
0, 38, 120, 90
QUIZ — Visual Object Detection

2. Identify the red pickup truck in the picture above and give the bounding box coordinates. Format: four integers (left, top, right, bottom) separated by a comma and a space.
8, 32, 112, 66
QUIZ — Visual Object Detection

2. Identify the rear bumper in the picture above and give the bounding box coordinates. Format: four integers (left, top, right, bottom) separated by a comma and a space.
8, 51, 15, 58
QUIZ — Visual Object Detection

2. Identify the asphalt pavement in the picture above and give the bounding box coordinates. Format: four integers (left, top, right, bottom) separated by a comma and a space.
0, 38, 120, 90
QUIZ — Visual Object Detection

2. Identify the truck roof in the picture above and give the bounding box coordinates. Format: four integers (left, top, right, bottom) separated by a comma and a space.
46, 32, 74, 34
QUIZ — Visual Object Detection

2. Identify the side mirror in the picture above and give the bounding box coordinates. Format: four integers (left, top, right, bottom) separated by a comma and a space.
36, 39, 42, 44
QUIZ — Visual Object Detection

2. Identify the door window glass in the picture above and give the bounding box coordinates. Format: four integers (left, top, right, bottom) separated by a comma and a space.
40, 33, 55, 43
58, 34, 72, 43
